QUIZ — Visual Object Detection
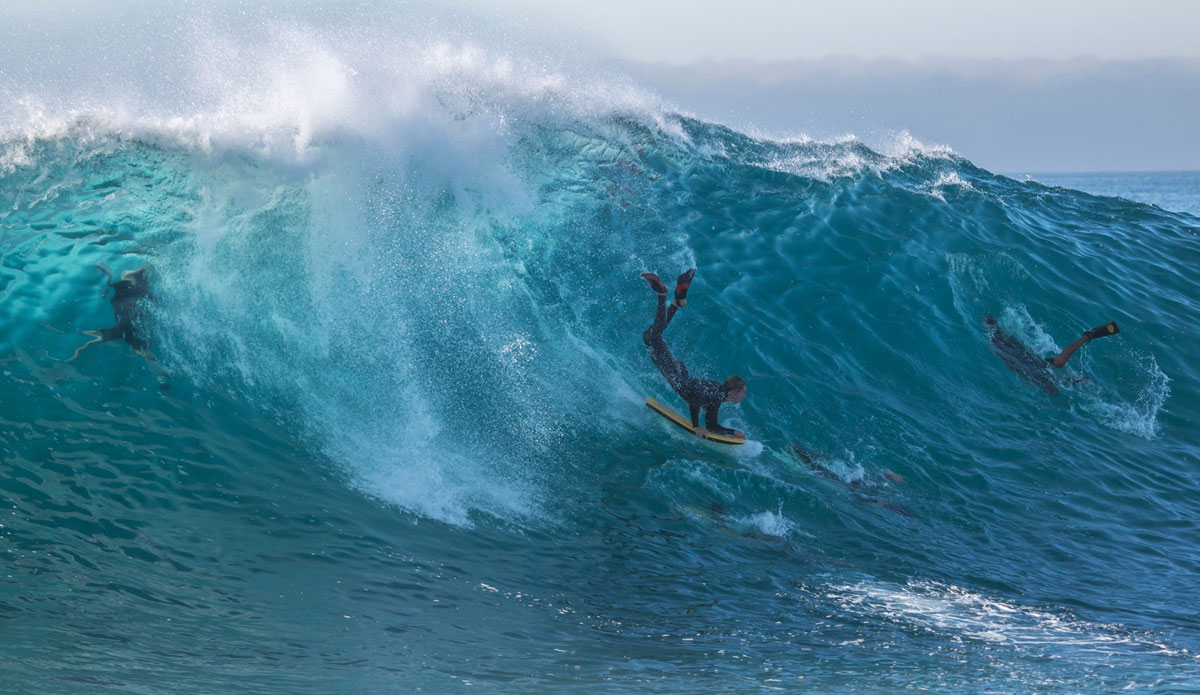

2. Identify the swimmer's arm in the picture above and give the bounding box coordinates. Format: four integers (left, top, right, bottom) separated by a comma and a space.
689, 404, 714, 439
95, 262, 115, 285
704, 405, 741, 438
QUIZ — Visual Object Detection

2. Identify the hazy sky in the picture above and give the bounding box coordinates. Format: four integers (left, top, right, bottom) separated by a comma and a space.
3, 0, 1194, 170
473, 0, 1199, 171
488, 0, 1200, 63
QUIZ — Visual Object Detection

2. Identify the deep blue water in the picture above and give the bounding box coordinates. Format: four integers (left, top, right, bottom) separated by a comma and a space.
3, 9, 1200, 694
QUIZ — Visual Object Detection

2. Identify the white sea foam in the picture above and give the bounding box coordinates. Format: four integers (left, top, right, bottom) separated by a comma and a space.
924, 171, 977, 202
826, 579, 1185, 656
335, 420, 540, 528
1082, 351, 1170, 439
763, 147, 870, 182
0, 4, 668, 165
996, 304, 1061, 357
731, 438, 765, 458
821, 454, 868, 485
732, 508, 807, 539
761, 130, 957, 182
876, 131, 955, 161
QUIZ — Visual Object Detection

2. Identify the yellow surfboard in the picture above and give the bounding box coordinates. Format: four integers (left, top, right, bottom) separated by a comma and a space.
645, 396, 745, 445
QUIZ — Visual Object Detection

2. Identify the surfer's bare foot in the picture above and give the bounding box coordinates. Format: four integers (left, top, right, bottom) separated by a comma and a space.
642, 272, 668, 295
673, 268, 695, 307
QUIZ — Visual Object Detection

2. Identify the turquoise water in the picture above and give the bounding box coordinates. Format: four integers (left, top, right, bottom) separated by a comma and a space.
3, 11, 1200, 694
1020, 171, 1200, 219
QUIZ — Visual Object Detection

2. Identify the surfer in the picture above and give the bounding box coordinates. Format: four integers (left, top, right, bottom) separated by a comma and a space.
71, 263, 165, 384
983, 314, 1119, 396
642, 269, 746, 440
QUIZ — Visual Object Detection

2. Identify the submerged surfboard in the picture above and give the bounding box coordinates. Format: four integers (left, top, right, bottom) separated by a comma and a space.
645, 396, 745, 445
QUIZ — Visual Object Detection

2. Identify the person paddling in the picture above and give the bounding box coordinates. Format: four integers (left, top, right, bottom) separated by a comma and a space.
983, 314, 1120, 396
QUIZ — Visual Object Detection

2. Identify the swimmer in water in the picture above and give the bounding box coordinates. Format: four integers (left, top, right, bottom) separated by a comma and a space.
789, 443, 911, 517
70, 263, 167, 387
983, 314, 1119, 396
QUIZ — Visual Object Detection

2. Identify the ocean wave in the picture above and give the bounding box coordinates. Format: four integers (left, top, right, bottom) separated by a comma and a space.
2, 8, 1199, 690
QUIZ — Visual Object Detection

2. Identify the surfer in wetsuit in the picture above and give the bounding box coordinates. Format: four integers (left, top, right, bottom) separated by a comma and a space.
983, 314, 1119, 396
72, 263, 154, 360
642, 269, 746, 440
71, 263, 169, 387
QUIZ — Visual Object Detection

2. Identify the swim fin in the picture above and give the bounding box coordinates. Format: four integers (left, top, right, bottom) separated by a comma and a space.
673, 269, 696, 307
1084, 321, 1119, 341
641, 272, 668, 295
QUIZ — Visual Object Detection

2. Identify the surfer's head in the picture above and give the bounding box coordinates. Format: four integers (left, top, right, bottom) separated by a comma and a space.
121, 265, 153, 290
724, 376, 746, 403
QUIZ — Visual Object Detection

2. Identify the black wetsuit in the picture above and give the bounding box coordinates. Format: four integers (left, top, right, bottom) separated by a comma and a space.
103, 273, 151, 351
989, 327, 1059, 396
643, 294, 738, 436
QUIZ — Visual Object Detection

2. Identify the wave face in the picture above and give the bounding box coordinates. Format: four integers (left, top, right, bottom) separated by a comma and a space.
3, 8, 1200, 693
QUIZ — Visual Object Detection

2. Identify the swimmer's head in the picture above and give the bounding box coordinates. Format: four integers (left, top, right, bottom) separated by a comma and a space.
724, 375, 746, 403
121, 265, 153, 287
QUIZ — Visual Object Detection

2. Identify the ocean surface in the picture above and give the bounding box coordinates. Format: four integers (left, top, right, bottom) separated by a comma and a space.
1020, 171, 1200, 219
3, 7, 1199, 694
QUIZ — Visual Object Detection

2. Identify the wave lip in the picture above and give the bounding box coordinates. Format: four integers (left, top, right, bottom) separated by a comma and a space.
0, 5, 669, 165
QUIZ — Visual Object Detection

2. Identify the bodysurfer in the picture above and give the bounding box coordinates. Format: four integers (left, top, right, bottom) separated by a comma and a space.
789, 443, 910, 517
983, 314, 1119, 396
642, 269, 746, 440
71, 263, 168, 387
71, 263, 154, 361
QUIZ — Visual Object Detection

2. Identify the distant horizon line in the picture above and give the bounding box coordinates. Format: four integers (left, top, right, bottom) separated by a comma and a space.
1005, 168, 1200, 176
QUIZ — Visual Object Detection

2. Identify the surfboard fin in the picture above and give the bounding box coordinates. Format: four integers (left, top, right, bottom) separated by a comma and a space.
673, 268, 695, 307
641, 272, 668, 295
1084, 321, 1119, 341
